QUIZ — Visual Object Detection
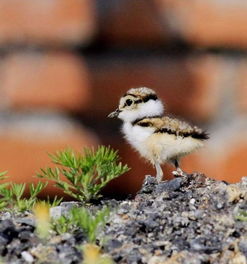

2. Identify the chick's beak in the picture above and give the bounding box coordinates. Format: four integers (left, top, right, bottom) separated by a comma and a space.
108, 109, 120, 118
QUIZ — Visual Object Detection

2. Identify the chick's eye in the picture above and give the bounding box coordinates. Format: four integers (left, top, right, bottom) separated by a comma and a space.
126, 99, 133, 106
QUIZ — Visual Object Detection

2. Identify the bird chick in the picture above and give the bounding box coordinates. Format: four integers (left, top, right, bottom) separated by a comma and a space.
108, 87, 209, 182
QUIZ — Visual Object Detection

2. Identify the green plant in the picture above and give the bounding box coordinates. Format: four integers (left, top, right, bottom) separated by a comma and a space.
52, 214, 75, 235
52, 206, 110, 243
0, 180, 48, 212
72, 206, 110, 243
235, 210, 247, 221
0, 171, 10, 209
37, 146, 129, 202
46, 195, 63, 207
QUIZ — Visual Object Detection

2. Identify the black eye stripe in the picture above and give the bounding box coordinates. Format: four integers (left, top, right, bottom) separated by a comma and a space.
135, 99, 143, 104
143, 94, 158, 102
123, 93, 158, 106
138, 122, 152, 127
133, 94, 158, 104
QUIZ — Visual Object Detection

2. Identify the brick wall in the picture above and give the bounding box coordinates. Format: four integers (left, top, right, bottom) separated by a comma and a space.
0, 0, 246, 197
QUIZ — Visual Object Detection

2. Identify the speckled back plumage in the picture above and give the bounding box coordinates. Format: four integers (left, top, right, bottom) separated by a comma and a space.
134, 116, 209, 140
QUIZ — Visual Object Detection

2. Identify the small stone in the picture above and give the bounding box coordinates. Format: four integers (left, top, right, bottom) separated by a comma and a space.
216, 202, 224, 209
231, 230, 241, 238
0, 219, 15, 232
239, 239, 247, 257
0, 235, 8, 254
140, 175, 158, 194
16, 217, 35, 227
57, 243, 81, 263
154, 249, 162, 256
50, 202, 79, 219
21, 251, 34, 263
139, 219, 159, 232
31, 244, 58, 262
190, 239, 205, 252
148, 256, 167, 264
126, 248, 142, 263
18, 230, 32, 242
61, 233, 72, 241
190, 237, 221, 254
50, 206, 63, 219
194, 210, 204, 219
155, 178, 183, 193
0, 234, 8, 245
60, 201, 80, 209
106, 239, 123, 250
0, 212, 11, 220
118, 202, 131, 215
190, 198, 196, 205
0, 219, 18, 242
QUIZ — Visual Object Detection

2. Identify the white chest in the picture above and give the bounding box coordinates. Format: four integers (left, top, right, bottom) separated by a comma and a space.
122, 122, 153, 152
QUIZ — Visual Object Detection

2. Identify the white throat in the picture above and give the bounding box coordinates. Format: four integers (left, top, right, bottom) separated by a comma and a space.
118, 99, 164, 123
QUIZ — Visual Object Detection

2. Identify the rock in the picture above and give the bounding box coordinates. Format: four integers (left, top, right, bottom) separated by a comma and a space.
190, 237, 221, 254
239, 239, 247, 257
18, 230, 32, 242
0, 235, 8, 254
0, 172, 246, 264
139, 175, 158, 194
60, 201, 81, 209
139, 219, 159, 232
50, 201, 80, 219
50, 206, 64, 219
30, 244, 60, 263
106, 239, 123, 250
118, 201, 131, 214
15, 217, 35, 227
21, 251, 34, 263
216, 201, 225, 209
155, 178, 183, 193
125, 248, 142, 263
57, 243, 81, 264
0, 212, 12, 220
0, 219, 18, 242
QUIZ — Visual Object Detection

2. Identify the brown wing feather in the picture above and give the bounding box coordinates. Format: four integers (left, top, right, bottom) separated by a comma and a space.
136, 116, 209, 140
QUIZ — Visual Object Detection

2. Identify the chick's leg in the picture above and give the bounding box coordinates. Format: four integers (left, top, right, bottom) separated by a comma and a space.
171, 159, 186, 176
155, 162, 163, 182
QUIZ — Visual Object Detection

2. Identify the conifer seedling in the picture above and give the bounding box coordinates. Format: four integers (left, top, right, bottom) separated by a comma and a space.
37, 146, 130, 202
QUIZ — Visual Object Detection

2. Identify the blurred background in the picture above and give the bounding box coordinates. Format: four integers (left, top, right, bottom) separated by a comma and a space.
0, 0, 246, 197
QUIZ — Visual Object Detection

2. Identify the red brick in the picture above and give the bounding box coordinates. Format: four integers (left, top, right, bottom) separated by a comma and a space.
155, 0, 247, 48
89, 54, 223, 122
1, 52, 91, 112
236, 61, 247, 113
99, 0, 168, 45
0, 115, 99, 196
182, 125, 247, 183
100, 0, 247, 48
0, 0, 95, 45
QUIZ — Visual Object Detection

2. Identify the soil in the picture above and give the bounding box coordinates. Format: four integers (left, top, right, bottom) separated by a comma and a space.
0, 173, 246, 264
